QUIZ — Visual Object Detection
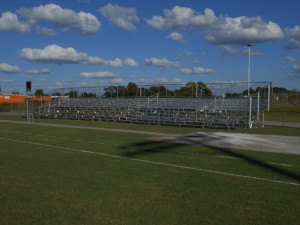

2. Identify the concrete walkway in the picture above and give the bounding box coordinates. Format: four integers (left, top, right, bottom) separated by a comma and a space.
1, 119, 299, 155
155, 132, 300, 155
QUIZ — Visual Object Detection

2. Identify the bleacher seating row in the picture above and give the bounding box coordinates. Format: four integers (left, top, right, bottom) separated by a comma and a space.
36, 96, 268, 129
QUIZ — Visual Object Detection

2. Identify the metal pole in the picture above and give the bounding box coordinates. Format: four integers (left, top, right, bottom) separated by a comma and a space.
26, 98, 29, 122
257, 92, 260, 122
267, 84, 271, 112
249, 96, 252, 128
247, 44, 252, 97
140, 86, 142, 97
214, 97, 216, 109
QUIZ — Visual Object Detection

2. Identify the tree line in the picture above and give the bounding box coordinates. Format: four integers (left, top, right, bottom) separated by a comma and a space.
25, 82, 298, 98
101, 82, 213, 98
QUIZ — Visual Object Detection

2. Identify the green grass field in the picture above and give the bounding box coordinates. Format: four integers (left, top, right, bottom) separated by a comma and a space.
265, 105, 300, 123
0, 116, 300, 225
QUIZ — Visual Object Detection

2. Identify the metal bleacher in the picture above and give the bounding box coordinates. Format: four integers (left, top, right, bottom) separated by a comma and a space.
37, 95, 268, 129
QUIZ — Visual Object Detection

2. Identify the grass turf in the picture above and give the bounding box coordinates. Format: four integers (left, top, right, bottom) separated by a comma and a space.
1, 114, 300, 136
0, 120, 300, 225
264, 105, 300, 123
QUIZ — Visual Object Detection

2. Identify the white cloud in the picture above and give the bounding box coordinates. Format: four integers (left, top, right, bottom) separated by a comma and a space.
289, 60, 300, 80
191, 60, 201, 65
86, 56, 105, 65
80, 82, 91, 86
193, 67, 213, 74
284, 56, 298, 62
55, 82, 63, 87
19, 45, 135, 67
19, 44, 89, 64
17, 4, 101, 34
36, 26, 57, 36
284, 26, 300, 49
124, 58, 138, 67
139, 77, 183, 85
180, 68, 193, 75
86, 57, 124, 67
111, 78, 124, 83
0, 11, 30, 32
24, 68, 50, 75
145, 57, 180, 68
206, 16, 283, 45
0, 79, 13, 83
281, 56, 300, 80
156, 77, 183, 83
178, 51, 194, 57
99, 3, 139, 31
80, 71, 120, 79
167, 31, 185, 43
145, 6, 216, 30
104, 58, 123, 67
0, 63, 20, 73
292, 62, 300, 73
173, 77, 182, 83
219, 45, 237, 55
241, 49, 263, 56
146, 6, 283, 46
180, 67, 213, 75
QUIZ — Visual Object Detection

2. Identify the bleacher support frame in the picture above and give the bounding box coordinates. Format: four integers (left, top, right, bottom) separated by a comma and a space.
35, 82, 271, 129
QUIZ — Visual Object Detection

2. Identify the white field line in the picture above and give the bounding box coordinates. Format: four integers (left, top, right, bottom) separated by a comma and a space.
8, 130, 70, 141
4, 130, 297, 168
267, 162, 294, 167
113, 144, 127, 147
0, 137, 299, 187
91, 141, 104, 145
179, 153, 295, 167
176, 151, 201, 156
218, 155, 294, 167
218, 155, 239, 160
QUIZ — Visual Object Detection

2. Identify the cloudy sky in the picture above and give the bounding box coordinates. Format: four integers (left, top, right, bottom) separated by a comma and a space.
0, 0, 300, 94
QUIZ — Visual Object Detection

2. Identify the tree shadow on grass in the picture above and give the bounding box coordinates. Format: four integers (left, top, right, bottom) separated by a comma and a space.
119, 134, 300, 184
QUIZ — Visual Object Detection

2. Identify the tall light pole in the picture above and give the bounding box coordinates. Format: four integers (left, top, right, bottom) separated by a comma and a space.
247, 44, 252, 97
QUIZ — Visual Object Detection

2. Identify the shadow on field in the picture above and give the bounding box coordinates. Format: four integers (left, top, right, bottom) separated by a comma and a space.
119, 134, 300, 184
120, 140, 187, 157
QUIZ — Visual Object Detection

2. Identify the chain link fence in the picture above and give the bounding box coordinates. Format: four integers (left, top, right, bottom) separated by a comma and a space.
272, 93, 300, 105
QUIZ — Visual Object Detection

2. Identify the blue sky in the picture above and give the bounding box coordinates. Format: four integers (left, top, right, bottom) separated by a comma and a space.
0, 0, 300, 94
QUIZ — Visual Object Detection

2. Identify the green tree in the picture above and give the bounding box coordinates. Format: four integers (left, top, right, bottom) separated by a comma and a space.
102, 86, 125, 97
225, 92, 242, 97
126, 82, 138, 97
197, 82, 213, 96
273, 87, 287, 93
51, 92, 61, 96
81, 92, 96, 97
144, 85, 173, 97
242, 88, 255, 96
35, 89, 44, 96
66, 90, 78, 98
